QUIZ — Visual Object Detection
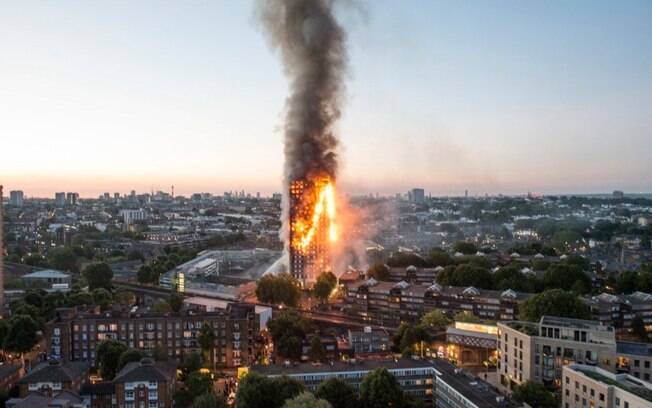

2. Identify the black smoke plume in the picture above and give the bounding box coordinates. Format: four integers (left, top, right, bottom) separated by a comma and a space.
257, 0, 348, 251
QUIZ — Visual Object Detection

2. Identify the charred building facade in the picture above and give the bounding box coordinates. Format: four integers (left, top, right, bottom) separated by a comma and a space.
289, 177, 334, 284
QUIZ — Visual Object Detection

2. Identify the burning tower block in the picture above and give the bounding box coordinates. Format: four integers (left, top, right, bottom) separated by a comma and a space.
289, 177, 336, 285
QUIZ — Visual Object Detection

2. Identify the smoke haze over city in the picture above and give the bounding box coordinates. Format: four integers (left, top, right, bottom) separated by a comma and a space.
1, 1, 652, 196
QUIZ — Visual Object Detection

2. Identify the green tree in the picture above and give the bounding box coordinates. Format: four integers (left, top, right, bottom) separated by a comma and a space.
185, 371, 213, 397
436, 264, 493, 289
192, 392, 227, 408
453, 311, 485, 324
453, 241, 477, 255
427, 248, 453, 267
117, 348, 145, 371
180, 352, 203, 379
236, 373, 304, 408
386, 253, 427, 268
83, 262, 114, 291
48, 247, 79, 272
520, 289, 591, 322
66, 291, 94, 307
114, 290, 136, 306
92, 288, 113, 310
152, 301, 172, 313
398, 325, 431, 357
315, 377, 359, 408
198, 323, 216, 368
367, 263, 390, 280
313, 271, 337, 302
512, 381, 557, 408
127, 249, 145, 261
169, 292, 184, 313
309, 335, 327, 362
268, 311, 312, 360
616, 270, 639, 294
543, 264, 590, 294
137, 265, 154, 284
552, 230, 582, 250
359, 368, 406, 408
3, 315, 40, 355
630, 315, 649, 342
283, 392, 332, 408
493, 266, 539, 293
420, 310, 451, 329
96, 339, 128, 379
255, 273, 301, 307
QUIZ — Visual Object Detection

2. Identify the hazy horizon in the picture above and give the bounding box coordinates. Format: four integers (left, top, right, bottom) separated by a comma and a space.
2, 1, 651, 197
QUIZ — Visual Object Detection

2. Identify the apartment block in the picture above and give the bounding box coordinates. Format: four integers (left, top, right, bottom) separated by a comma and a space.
585, 292, 652, 333
616, 342, 652, 382
346, 278, 528, 324
562, 364, 652, 408
252, 358, 436, 405
47, 304, 260, 370
433, 358, 510, 408
497, 316, 617, 391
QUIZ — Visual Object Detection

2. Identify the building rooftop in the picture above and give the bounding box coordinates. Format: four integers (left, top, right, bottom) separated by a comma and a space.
568, 364, 652, 403
18, 360, 88, 384
252, 358, 433, 376
21, 269, 70, 279
617, 341, 652, 357
540, 315, 613, 331
433, 359, 510, 408
113, 359, 176, 383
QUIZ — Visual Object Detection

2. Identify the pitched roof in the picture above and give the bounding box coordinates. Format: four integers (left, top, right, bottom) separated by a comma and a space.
18, 361, 89, 384
113, 359, 175, 383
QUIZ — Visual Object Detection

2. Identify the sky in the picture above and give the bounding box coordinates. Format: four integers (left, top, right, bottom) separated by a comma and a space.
1, 0, 651, 198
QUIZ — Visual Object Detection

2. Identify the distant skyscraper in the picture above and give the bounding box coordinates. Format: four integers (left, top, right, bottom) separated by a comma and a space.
408, 188, 425, 203
465, 189, 469, 198
66, 192, 79, 206
9, 190, 24, 207
55, 192, 66, 207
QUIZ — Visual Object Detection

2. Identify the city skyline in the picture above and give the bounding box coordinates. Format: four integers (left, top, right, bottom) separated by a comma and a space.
2, 1, 652, 197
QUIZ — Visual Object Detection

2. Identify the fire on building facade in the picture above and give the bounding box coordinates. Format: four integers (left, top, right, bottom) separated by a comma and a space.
289, 177, 336, 284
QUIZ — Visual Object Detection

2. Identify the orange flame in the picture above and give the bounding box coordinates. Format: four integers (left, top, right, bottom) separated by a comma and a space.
291, 178, 337, 254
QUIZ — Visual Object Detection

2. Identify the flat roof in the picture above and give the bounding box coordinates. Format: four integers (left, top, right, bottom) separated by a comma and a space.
22, 269, 70, 279
540, 316, 613, 331
617, 341, 652, 357
433, 359, 510, 408
569, 365, 652, 403
252, 358, 434, 377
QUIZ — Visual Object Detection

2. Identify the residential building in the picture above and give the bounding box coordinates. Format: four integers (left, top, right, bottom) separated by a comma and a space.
616, 342, 652, 382
47, 304, 260, 369
21, 269, 71, 288
18, 360, 89, 397
80, 383, 116, 408
562, 364, 652, 408
346, 278, 528, 325
119, 209, 148, 225
388, 265, 440, 284
252, 358, 436, 405
66, 192, 79, 206
497, 316, 617, 392
55, 192, 66, 207
9, 190, 24, 207
113, 358, 176, 408
584, 292, 652, 333
6, 391, 84, 408
0, 364, 21, 391
433, 358, 510, 408
408, 188, 425, 203
348, 326, 391, 355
